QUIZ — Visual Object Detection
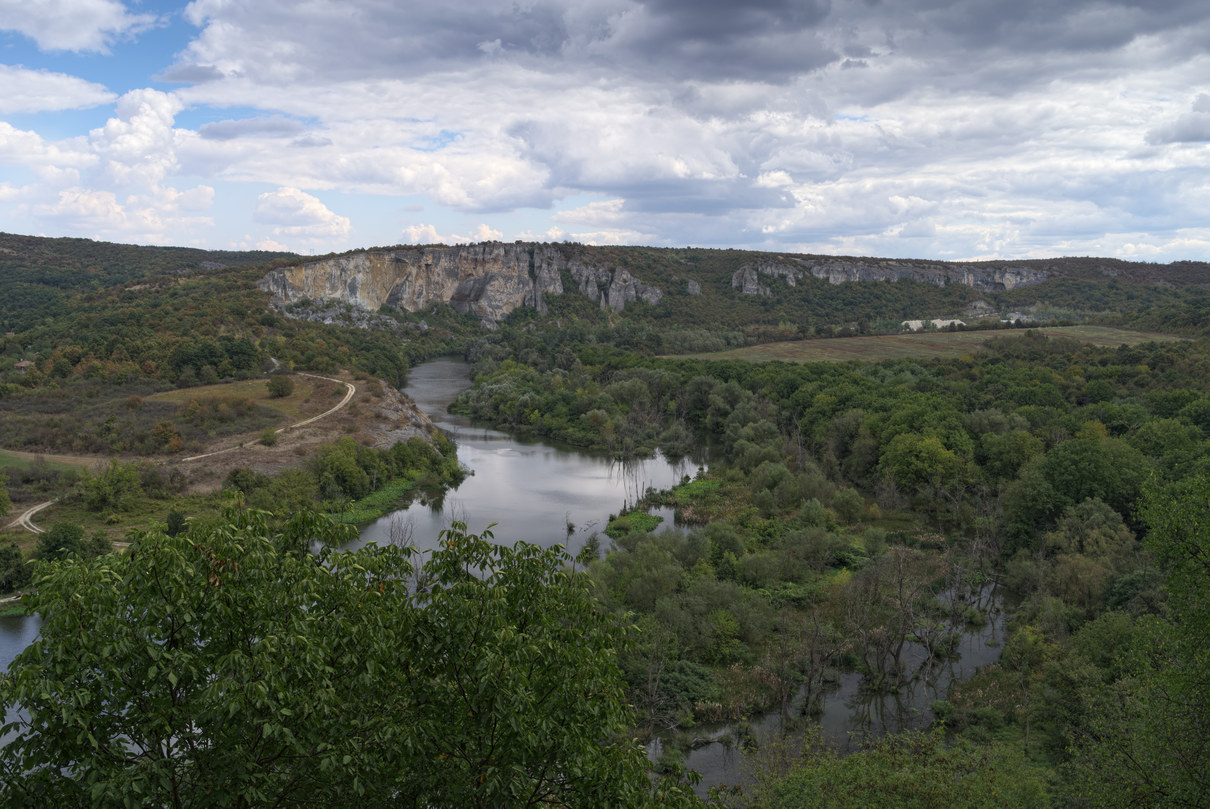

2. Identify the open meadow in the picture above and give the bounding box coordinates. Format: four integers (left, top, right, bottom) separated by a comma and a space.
672, 325, 1182, 363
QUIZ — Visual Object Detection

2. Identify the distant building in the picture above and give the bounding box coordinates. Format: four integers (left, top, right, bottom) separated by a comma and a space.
14, 360, 33, 372
901, 319, 966, 332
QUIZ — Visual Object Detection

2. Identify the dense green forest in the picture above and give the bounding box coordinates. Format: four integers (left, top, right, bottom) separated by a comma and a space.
447, 322, 1210, 805
2, 234, 1209, 806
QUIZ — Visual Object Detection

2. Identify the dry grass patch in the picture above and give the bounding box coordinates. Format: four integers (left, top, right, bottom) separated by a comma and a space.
673, 326, 1183, 364
146, 375, 331, 421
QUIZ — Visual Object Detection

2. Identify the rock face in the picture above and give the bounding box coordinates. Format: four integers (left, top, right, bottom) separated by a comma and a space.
731, 266, 771, 297
258, 243, 662, 327
733, 256, 1050, 294
259, 243, 1056, 327
364, 382, 441, 448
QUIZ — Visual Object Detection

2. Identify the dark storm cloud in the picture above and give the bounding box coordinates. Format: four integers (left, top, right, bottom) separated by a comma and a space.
179, 0, 1210, 106
596, 0, 838, 81
175, 0, 843, 85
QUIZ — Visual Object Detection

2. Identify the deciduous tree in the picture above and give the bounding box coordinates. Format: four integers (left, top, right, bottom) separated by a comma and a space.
0, 511, 697, 808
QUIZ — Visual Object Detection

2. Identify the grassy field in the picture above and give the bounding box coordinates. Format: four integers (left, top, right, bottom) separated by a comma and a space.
146, 375, 332, 421
0, 450, 93, 472
673, 326, 1184, 364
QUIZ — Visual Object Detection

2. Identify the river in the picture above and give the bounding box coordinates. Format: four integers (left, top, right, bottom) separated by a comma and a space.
354, 358, 700, 554
0, 359, 694, 669
1, 358, 1003, 792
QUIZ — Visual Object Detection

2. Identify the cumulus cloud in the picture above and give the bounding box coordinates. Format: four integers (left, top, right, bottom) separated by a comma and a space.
30, 185, 214, 244
6, 0, 1210, 259
0, 66, 116, 113
254, 187, 352, 240
0, 0, 157, 53
89, 89, 184, 188
402, 223, 504, 245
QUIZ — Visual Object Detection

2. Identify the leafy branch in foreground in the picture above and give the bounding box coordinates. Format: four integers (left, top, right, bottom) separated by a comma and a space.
0, 510, 699, 808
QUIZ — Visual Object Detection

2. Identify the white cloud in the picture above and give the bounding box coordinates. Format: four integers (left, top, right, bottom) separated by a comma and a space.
29, 184, 214, 243
402, 223, 503, 245
89, 89, 184, 188
0, 0, 157, 53
254, 187, 352, 242
1146, 93, 1210, 144
3, 0, 1210, 259
0, 65, 116, 113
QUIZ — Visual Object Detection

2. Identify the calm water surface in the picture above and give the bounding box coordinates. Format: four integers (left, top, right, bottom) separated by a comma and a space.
650, 585, 1007, 794
355, 358, 699, 553
1, 611, 41, 742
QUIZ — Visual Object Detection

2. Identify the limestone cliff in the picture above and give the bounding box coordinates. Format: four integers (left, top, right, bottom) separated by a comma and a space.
734, 256, 1049, 293
258, 243, 662, 326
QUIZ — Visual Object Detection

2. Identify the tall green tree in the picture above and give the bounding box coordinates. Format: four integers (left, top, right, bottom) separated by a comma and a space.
0, 510, 697, 808
1061, 475, 1210, 807
0, 470, 9, 518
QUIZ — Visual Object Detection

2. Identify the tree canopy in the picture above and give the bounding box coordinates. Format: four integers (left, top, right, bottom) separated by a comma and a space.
0, 510, 696, 808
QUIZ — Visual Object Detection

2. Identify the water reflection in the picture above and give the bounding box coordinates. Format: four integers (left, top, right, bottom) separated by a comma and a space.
652, 587, 1007, 794
1, 609, 41, 745
355, 359, 701, 554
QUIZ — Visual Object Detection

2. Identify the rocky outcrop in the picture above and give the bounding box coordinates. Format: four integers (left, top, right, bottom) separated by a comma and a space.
258, 243, 663, 327
731, 266, 770, 297
733, 256, 1050, 294
364, 381, 440, 448
569, 264, 663, 312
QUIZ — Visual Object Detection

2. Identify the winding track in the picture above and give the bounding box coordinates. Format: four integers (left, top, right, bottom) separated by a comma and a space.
4, 499, 54, 535
7, 373, 357, 534
179, 373, 356, 462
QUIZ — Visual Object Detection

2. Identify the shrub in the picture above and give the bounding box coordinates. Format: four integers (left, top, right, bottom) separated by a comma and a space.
267, 374, 294, 398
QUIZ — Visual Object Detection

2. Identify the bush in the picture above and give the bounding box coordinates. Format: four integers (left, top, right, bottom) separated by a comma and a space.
267, 374, 294, 398
0, 543, 31, 593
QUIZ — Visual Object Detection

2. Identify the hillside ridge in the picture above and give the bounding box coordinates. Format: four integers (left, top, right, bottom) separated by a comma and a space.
258, 241, 1210, 326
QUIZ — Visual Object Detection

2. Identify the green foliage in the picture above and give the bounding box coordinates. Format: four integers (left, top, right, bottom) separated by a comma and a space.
34, 521, 87, 562
0, 511, 698, 808
79, 459, 143, 513
606, 510, 664, 539
1058, 475, 1210, 807
761, 730, 1051, 809
0, 542, 31, 593
221, 435, 464, 521
266, 373, 294, 398
164, 509, 186, 536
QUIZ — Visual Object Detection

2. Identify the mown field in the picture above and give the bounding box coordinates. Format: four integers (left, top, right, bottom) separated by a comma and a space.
145, 374, 334, 422
0, 450, 92, 472
673, 325, 1183, 363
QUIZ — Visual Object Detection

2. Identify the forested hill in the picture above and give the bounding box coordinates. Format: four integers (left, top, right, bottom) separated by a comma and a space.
0, 232, 294, 333
5, 231, 1210, 338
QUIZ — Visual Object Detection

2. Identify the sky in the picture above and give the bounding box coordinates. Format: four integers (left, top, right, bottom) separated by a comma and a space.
0, 0, 1208, 261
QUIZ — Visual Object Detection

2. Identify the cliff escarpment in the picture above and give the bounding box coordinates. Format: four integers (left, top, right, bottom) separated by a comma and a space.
259, 242, 1206, 330
258, 243, 663, 327
731, 256, 1050, 297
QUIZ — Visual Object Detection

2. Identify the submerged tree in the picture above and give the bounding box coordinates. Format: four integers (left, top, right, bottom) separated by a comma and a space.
0, 510, 698, 808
